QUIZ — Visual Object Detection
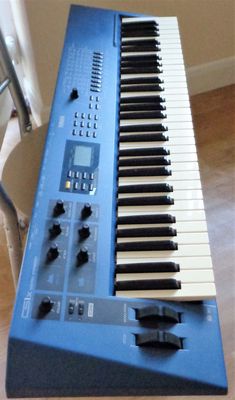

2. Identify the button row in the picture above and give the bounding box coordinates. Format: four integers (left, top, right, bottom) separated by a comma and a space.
74, 121, 98, 129
89, 103, 100, 110
74, 112, 98, 120
90, 95, 100, 102
65, 181, 94, 191
72, 129, 97, 138
68, 171, 94, 180
91, 51, 103, 92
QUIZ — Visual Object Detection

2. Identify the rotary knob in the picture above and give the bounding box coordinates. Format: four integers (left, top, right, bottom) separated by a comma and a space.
81, 203, 92, 219
39, 296, 54, 314
47, 244, 59, 262
53, 200, 65, 217
49, 222, 62, 239
77, 247, 89, 266
78, 224, 90, 240
70, 87, 79, 100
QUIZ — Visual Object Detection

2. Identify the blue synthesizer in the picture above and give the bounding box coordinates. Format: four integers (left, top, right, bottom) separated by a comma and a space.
6, 5, 227, 397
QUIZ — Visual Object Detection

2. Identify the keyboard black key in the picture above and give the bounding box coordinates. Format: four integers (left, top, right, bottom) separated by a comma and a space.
121, 84, 164, 93
121, 30, 160, 38
119, 133, 168, 142
120, 103, 166, 112
118, 157, 170, 167
116, 240, 178, 252
120, 111, 166, 119
118, 167, 171, 177
118, 196, 174, 206
117, 214, 176, 224
121, 45, 161, 52
117, 227, 177, 237
120, 124, 167, 132
120, 95, 165, 104
115, 278, 181, 290
121, 54, 162, 62
121, 66, 162, 74
116, 262, 180, 273
121, 61, 161, 69
122, 39, 160, 47
122, 20, 158, 28
119, 147, 170, 156
118, 183, 173, 192
121, 77, 163, 85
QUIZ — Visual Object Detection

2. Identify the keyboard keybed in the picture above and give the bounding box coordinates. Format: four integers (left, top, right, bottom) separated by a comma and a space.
115, 16, 216, 301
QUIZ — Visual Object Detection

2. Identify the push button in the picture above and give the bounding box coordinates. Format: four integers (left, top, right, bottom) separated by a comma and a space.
67, 170, 74, 178
68, 300, 75, 315
78, 302, 85, 315
65, 181, 71, 190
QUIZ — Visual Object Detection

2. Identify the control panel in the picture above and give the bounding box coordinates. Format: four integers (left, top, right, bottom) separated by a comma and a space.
60, 140, 100, 193
12, 6, 120, 323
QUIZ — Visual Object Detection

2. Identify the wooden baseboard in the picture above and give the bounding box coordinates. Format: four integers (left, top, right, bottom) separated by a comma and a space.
187, 56, 235, 95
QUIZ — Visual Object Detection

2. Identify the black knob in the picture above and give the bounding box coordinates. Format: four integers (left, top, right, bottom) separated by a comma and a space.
81, 203, 92, 219
47, 244, 59, 262
77, 247, 89, 266
78, 224, 90, 240
70, 88, 79, 100
53, 200, 65, 217
39, 296, 54, 314
49, 222, 62, 239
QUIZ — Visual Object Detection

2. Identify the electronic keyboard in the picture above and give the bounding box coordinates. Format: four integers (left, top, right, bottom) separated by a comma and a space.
6, 5, 227, 397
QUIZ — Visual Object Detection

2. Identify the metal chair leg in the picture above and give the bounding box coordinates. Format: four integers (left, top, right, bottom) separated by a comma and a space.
0, 182, 23, 289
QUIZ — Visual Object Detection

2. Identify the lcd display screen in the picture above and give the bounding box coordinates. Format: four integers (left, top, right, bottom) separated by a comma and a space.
74, 145, 92, 167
